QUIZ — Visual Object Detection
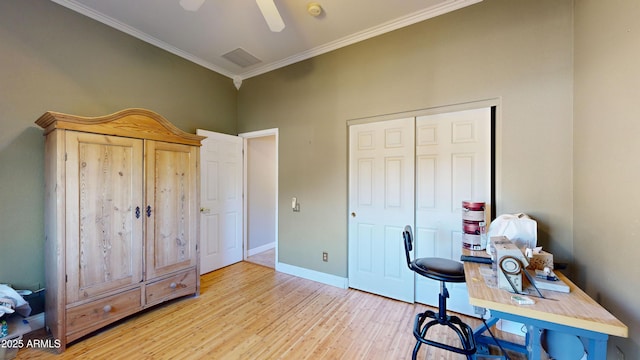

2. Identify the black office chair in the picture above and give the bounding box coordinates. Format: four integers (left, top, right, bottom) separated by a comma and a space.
402, 225, 476, 360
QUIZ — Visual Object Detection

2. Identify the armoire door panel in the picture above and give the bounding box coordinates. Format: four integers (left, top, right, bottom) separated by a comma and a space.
145, 141, 198, 279
65, 132, 144, 303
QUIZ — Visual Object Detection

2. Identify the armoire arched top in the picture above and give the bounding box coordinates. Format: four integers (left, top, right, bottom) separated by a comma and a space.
35, 108, 205, 146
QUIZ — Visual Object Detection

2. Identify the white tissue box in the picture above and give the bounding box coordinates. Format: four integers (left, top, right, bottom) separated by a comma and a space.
527, 251, 554, 270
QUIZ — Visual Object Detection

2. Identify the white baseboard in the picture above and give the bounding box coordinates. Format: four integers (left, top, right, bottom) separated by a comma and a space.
275, 262, 348, 289
247, 242, 275, 257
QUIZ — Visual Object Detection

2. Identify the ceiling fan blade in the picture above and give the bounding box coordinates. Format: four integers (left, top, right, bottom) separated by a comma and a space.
179, 0, 205, 12
256, 0, 285, 32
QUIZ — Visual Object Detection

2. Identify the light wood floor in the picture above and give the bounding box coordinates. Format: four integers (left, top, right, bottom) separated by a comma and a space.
246, 248, 275, 269
17, 262, 523, 359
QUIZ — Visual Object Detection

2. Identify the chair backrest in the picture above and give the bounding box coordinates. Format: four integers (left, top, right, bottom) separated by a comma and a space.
402, 225, 413, 269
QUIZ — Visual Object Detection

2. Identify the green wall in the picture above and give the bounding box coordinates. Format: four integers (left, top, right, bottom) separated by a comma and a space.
238, 0, 574, 277
574, 0, 640, 358
0, 0, 237, 290
2, 0, 637, 357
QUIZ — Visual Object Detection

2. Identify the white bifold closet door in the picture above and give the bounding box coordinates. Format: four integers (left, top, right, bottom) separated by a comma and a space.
414, 108, 491, 314
348, 117, 416, 303
348, 108, 491, 314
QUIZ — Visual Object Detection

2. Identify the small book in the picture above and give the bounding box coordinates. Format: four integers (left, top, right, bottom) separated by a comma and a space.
527, 270, 570, 293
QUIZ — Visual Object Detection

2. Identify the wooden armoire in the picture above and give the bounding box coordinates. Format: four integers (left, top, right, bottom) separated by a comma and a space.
36, 108, 205, 351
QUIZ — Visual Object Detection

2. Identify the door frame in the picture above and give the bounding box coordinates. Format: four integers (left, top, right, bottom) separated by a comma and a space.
239, 128, 279, 265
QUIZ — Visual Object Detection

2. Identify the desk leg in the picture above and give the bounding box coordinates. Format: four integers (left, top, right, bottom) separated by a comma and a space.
525, 324, 542, 359
473, 317, 527, 358
586, 336, 608, 360
477, 310, 612, 360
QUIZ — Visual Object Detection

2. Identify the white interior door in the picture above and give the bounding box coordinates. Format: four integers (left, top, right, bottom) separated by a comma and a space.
348, 118, 415, 303
197, 129, 243, 274
414, 108, 491, 315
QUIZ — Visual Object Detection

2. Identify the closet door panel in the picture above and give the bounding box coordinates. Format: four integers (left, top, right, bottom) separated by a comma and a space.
415, 108, 491, 315
65, 132, 144, 303
348, 118, 415, 303
145, 141, 198, 279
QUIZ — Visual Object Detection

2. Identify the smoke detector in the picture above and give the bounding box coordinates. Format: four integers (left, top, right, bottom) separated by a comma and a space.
307, 2, 322, 17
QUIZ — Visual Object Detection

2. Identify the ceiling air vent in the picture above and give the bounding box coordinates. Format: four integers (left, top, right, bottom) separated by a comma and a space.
221, 48, 262, 68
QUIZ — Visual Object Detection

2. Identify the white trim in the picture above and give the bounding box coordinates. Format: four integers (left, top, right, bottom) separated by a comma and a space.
239, 0, 483, 80
238, 128, 279, 138
247, 242, 275, 257
50, 0, 235, 79
51, 0, 482, 82
276, 262, 349, 289
239, 129, 279, 267
347, 97, 500, 126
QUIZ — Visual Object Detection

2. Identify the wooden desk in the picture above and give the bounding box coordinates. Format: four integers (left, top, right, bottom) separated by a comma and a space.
463, 251, 627, 359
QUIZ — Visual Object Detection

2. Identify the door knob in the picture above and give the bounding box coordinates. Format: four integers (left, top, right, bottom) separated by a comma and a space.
200, 207, 211, 214
351, 212, 356, 218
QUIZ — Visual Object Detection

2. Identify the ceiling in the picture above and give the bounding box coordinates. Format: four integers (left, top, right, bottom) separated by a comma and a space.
51, 0, 481, 85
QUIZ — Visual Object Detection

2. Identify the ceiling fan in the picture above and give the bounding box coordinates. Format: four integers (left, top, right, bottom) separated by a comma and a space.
179, 0, 285, 32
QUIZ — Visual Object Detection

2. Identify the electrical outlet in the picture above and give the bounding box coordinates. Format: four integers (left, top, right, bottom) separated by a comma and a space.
615, 346, 624, 360
322, 252, 328, 262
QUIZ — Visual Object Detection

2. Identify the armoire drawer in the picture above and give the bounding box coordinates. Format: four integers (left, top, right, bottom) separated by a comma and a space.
66, 287, 142, 339
146, 269, 197, 306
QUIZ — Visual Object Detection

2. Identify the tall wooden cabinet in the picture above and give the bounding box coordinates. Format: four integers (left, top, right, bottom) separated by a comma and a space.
36, 109, 205, 351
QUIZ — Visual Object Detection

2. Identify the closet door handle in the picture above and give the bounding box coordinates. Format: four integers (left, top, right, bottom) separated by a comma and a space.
135, 206, 141, 219
146, 205, 152, 217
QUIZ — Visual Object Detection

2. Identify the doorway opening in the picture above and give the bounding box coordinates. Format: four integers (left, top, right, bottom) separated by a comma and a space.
241, 129, 279, 269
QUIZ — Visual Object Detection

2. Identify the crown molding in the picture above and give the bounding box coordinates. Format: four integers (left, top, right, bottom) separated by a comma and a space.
50, 0, 236, 79
51, 0, 482, 84
238, 0, 482, 80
